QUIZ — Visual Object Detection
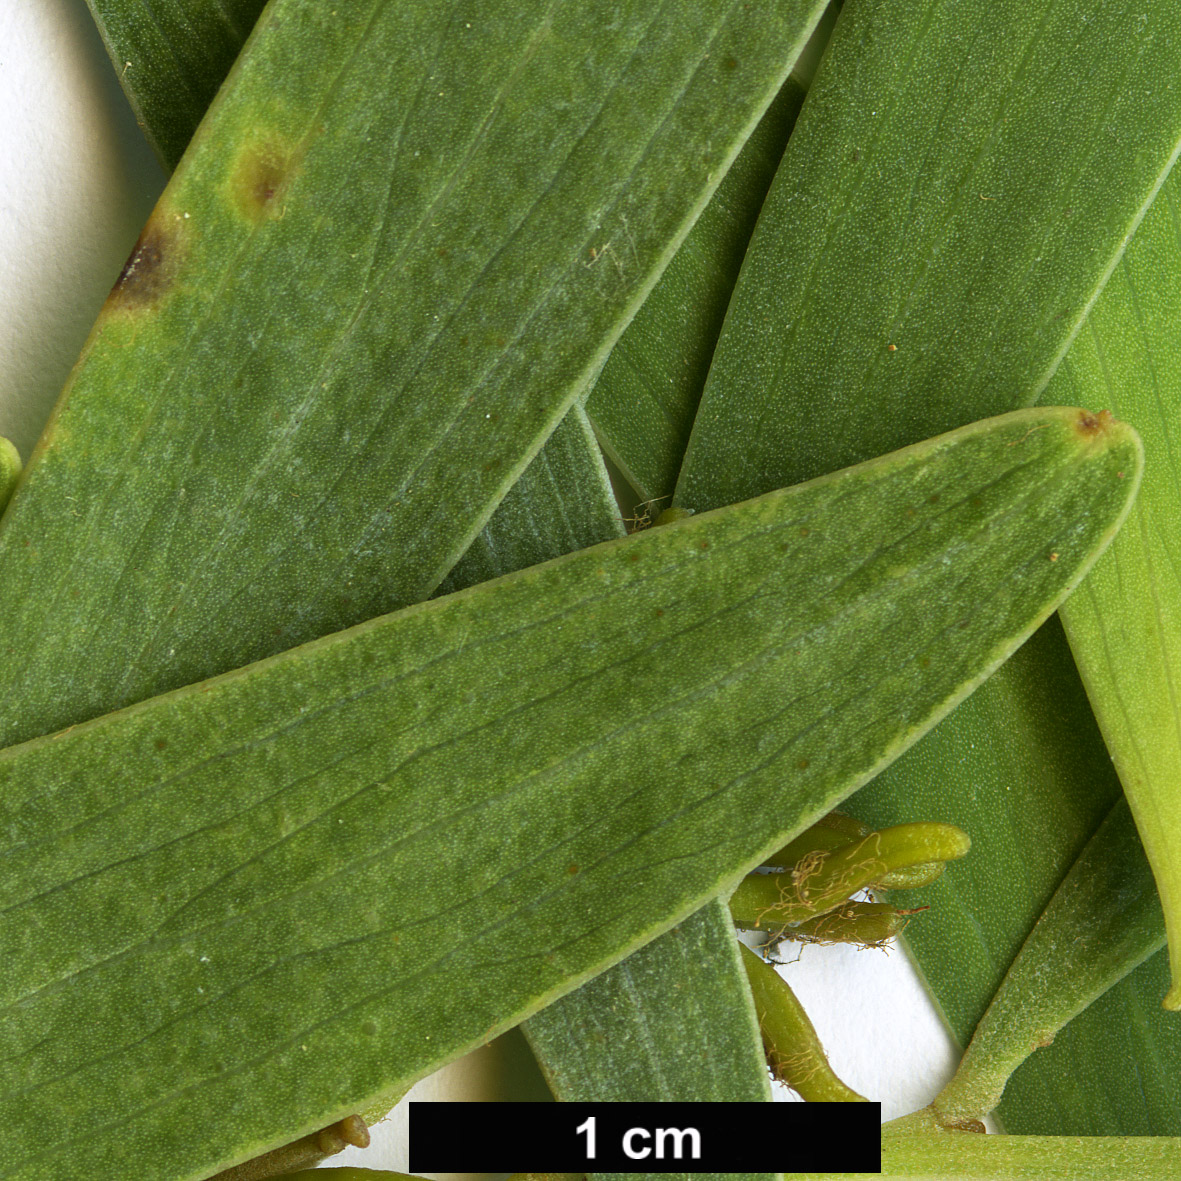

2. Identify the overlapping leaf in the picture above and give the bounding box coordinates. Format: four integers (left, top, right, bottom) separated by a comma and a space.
669, 0, 1181, 1135
0, 407, 1138, 1178
76, 0, 837, 1141
86, 0, 268, 169
0, 0, 817, 747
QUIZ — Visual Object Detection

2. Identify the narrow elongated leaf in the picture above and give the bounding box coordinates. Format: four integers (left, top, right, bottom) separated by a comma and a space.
84, 0, 267, 169
0, 408, 1137, 1180
676, 0, 1181, 511
77, 0, 788, 1136
851, 619, 1123, 1048
999, 948, 1181, 1134
524, 904, 771, 1106
989, 163, 1181, 1132
0, 0, 821, 748
1041, 175, 1181, 1005
438, 412, 777, 1127
934, 800, 1163, 1126
582, 8, 833, 502
439, 407, 625, 595
666, 0, 1181, 1132
800, 1112, 1181, 1179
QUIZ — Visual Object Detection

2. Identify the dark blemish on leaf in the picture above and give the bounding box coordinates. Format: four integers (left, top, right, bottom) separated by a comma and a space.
106, 214, 181, 311
629, 551, 642, 561
482, 459, 500, 472
797, 759, 809, 770
1075, 408, 1115, 437
655, 608, 664, 617
799, 526, 810, 537
567, 864, 579, 875
155, 739, 168, 750
361, 1019, 378, 1037
723, 56, 738, 70
699, 540, 709, 550
920, 657, 931, 668
928, 494, 940, 504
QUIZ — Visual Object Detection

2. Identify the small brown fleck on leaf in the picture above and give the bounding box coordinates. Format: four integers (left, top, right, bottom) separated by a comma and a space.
1049, 552, 1059, 562
230, 136, 301, 223
1075, 408, 1115, 437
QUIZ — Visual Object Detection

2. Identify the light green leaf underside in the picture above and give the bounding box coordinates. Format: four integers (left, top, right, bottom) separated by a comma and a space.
988, 159, 1181, 1133
0, 0, 818, 748
934, 800, 1163, 1126
808, 1123, 1181, 1180
0, 408, 1135, 1180
1045, 172, 1181, 1005
79, 0, 788, 1142
676, 0, 1181, 512
0, 437, 20, 513
84, 0, 268, 170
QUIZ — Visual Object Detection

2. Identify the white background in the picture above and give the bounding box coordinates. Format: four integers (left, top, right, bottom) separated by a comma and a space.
0, 2, 966, 1174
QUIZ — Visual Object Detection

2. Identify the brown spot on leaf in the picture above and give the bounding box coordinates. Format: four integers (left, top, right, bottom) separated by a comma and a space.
106, 213, 182, 311
1075, 408, 1115, 437
231, 137, 298, 223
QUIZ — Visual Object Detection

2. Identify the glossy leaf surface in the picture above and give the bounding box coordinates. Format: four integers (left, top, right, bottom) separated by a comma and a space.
0, 407, 1137, 1179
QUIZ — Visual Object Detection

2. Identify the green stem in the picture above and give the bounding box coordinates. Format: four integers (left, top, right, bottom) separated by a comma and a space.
208, 1116, 368, 1180
761, 810, 870, 869
283, 1172, 420, 1180
738, 944, 866, 1101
